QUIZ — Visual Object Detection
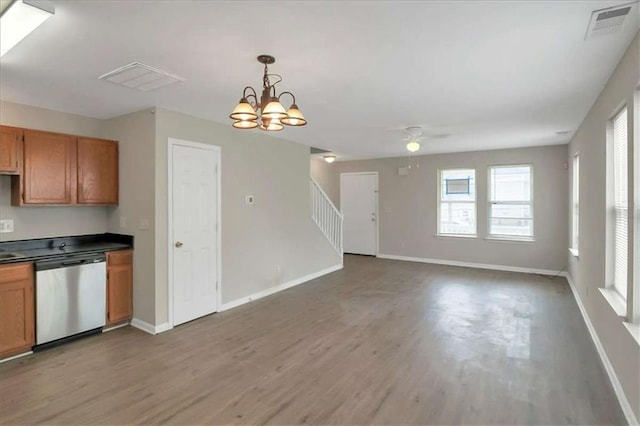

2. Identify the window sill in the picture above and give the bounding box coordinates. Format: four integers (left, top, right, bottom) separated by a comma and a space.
623, 322, 640, 347
485, 236, 535, 243
569, 248, 579, 258
598, 287, 626, 317
435, 234, 478, 240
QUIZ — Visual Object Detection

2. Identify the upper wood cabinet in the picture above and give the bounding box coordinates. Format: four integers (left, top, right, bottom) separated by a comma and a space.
77, 138, 118, 204
0, 126, 23, 175
22, 130, 76, 205
0, 262, 35, 360
3, 125, 120, 206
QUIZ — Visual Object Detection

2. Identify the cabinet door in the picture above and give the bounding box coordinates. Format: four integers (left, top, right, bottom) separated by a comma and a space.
23, 130, 75, 204
0, 126, 22, 174
107, 250, 133, 324
0, 263, 34, 359
77, 138, 118, 205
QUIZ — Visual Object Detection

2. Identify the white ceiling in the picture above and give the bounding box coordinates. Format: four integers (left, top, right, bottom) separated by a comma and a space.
1, 1, 638, 160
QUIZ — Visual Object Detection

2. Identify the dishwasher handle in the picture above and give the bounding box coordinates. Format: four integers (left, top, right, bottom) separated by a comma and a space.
35, 253, 106, 271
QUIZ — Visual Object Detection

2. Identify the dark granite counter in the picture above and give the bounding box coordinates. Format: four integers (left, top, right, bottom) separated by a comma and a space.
0, 233, 133, 264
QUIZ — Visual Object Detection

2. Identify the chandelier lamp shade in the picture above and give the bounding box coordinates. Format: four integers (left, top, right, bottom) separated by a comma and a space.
230, 55, 307, 131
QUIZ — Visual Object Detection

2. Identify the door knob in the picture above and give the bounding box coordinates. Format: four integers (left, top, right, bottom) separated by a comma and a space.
175, 241, 183, 248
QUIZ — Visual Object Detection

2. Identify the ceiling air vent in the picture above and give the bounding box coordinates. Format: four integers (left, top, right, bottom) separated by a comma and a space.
585, 3, 634, 40
98, 62, 185, 91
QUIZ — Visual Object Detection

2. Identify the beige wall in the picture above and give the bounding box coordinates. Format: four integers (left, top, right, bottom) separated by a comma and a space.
567, 33, 639, 421
154, 108, 341, 324
318, 145, 568, 271
311, 156, 339, 205
105, 109, 157, 325
0, 101, 110, 241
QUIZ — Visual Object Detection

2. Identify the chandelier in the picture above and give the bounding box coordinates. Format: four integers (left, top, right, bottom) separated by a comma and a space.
229, 55, 307, 131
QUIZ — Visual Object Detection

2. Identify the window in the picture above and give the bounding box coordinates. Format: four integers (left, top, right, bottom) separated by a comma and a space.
571, 155, 579, 254
612, 107, 628, 300
488, 165, 533, 239
438, 169, 476, 236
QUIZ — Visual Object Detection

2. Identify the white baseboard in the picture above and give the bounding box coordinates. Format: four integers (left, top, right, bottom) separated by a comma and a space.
0, 351, 33, 364
565, 274, 638, 426
376, 254, 565, 276
102, 322, 130, 332
130, 318, 173, 335
220, 263, 343, 312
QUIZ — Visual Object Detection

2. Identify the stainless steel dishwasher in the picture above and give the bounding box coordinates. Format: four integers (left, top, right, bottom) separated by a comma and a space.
35, 253, 106, 347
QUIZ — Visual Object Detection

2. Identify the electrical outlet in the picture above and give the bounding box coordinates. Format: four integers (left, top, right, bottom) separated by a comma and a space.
120, 216, 126, 229
0, 219, 14, 233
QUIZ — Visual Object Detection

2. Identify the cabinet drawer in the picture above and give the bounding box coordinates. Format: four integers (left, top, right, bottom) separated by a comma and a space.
0, 262, 33, 284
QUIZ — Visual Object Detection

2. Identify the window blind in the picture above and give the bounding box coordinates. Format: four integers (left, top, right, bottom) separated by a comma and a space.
613, 107, 627, 300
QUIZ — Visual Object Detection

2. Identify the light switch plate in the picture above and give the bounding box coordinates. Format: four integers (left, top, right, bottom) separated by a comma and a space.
0, 219, 14, 233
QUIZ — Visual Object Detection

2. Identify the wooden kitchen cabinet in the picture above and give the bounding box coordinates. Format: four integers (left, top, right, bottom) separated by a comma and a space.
77, 137, 118, 205
0, 126, 23, 175
106, 250, 133, 325
0, 262, 35, 359
20, 130, 76, 205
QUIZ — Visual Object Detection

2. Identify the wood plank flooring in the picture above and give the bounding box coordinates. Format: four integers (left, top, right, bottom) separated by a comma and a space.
0, 255, 625, 425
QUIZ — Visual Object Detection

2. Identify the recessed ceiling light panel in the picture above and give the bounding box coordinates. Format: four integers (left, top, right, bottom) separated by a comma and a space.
98, 62, 185, 91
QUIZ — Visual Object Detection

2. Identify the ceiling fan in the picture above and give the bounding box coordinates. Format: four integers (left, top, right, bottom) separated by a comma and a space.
403, 126, 424, 152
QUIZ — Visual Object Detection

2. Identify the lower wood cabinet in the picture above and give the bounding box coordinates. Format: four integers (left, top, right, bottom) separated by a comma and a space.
106, 250, 133, 325
0, 262, 35, 359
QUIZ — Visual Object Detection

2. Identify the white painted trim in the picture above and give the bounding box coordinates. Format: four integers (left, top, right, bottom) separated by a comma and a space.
565, 274, 638, 426
167, 138, 222, 328
0, 351, 33, 364
377, 253, 564, 276
102, 322, 130, 332
130, 318, 172, 335
220, 263, 343, 312
340, 172, 379, 256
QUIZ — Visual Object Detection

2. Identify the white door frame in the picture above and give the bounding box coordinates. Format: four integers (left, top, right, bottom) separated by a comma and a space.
167, 137, 222, 328
340, 172, 379, 256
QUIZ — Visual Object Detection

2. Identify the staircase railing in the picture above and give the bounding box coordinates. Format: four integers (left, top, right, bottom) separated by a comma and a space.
311, 177, 343, 256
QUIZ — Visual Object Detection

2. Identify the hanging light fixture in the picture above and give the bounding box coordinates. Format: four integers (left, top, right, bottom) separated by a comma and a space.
230, 55, 307, 131
323, 155, 336, 163
404, 127, 423, 152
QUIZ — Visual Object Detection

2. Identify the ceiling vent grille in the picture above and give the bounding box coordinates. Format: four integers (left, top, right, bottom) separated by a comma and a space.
585, 3, 634, 40
98, 62, 185, 91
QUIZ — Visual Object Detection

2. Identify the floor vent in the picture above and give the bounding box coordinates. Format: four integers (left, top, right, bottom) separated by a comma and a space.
585, 3, 635, 40
98, 62, 185, 91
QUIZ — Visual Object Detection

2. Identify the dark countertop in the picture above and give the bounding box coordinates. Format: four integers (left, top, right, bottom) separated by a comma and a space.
0, 233, 134, 265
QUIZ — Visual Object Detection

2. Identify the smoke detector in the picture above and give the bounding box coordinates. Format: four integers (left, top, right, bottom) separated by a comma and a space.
98, 62, 185, 91
585, 3, 635, 40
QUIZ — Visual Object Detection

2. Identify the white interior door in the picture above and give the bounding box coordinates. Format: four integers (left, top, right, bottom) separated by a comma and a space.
341, 173, 378, 255
171, 141, 219, 326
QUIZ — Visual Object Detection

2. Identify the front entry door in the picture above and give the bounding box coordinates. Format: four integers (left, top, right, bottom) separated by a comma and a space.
171, 140, 219, 326
341, 173, 378, 255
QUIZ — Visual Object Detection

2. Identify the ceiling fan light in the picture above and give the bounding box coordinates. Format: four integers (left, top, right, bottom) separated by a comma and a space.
323, 155, 336, 163
232, 120, 258, 129
261, 98, 288, 120
406, 140, 420, 152
281, 104, 307, 126
230, 98, 258, 121
259, 118, 284, 131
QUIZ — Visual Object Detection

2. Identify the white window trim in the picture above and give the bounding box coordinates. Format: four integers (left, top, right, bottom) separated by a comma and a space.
437, 168, 477, 238
571, 154, 580, 257
487, 164, 534, 242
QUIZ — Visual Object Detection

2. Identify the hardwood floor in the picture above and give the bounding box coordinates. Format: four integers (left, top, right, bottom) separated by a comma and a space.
0, 255, 625, 425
